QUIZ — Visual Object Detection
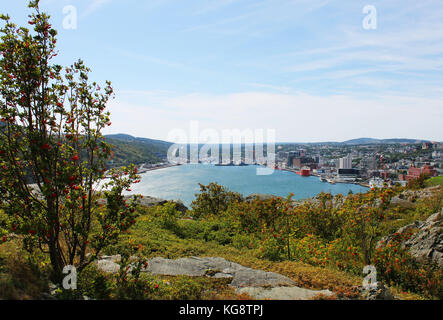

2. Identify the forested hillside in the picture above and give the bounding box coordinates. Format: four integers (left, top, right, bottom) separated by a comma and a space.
105, 134, 172, 167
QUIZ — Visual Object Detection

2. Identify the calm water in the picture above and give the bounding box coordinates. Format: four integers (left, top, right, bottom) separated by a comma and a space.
124, 164, 368, 207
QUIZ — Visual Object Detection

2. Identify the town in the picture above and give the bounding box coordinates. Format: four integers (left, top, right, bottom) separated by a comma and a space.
275, 140, 442, 188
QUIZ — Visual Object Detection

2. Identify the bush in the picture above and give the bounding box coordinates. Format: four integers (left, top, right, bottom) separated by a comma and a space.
257, 237, 283, 261
154, 202, 181, 232
232, 234, 258, 250
176, 220, 206, 239
291, 234, 329, 267
191, 183, 243, 219
77, 263, 113, 300
406, 173, 430, 190
202, 221, 234, 245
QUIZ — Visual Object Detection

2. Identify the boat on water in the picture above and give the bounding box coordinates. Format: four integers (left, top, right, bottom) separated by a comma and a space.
296, 166, 311, 176
320, 176, 327, 182
326, 178, 336, 184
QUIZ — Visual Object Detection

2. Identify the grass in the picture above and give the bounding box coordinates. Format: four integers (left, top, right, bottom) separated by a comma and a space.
426, 176, 443, 188
0, 239, 49, 299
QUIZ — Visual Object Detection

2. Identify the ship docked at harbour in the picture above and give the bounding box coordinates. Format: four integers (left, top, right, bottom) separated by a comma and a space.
296, 166, 311, 176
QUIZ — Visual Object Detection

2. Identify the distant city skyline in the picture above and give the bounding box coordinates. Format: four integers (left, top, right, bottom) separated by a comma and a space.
2, 0, 443, 142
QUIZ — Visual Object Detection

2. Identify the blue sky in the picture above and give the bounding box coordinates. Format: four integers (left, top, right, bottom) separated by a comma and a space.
2, 0, 443, 142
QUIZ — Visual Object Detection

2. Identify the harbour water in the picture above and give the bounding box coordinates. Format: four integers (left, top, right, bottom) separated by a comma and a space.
124, 164, 368, 207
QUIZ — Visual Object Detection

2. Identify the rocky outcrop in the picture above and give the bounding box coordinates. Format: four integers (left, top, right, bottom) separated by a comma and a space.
356, 282, 395, 300
378, 209, 442, 268
403, 211, 442, 267
399, 186, 440, 203
128, 196, 189, 214
389, 196, 415, 209
145, 257, 296, 288
98, 195, 188, 214
96, 255, 121, 273
236, 286, 332, 300
245, 194, 278, 202
96, 256, 333, 300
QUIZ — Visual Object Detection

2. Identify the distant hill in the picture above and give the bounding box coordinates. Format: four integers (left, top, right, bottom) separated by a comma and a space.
342, 138, 430, 145
278, 137, 434, 145
105, 134, 172, 167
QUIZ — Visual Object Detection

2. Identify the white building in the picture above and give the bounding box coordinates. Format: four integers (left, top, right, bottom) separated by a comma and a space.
339, 154, 352, 169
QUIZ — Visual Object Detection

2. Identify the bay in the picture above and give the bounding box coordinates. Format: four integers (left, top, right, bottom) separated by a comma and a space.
124, 164, 368, 207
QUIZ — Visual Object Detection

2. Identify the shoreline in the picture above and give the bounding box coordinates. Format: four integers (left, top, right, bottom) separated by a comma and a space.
137, 163, 181, 174
279, 167, 369, 189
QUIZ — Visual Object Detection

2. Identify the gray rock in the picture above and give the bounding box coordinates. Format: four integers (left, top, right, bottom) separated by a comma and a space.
143, 256, 297, 288
95, 255, 335, 299
400, 186, 441, 202
144, 257, 244, 278
245, 194, 278, 202
97, 259, 120, 274
236, 286, 333, 300
390, 196, 415, 209
125, 196, 188, 214
403, 210, 442, 267
377, 209, 442, 268
359, 282, 395, 300
99, 254, 121, 263
230, 269, 295, 288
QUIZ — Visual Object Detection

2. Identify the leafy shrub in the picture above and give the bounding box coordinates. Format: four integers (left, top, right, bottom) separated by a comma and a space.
176, 220, 206, 239
257, 237, 283, 261
191, 183, 243, 219
293, 193, 345, 241
77, 263, 112, 299
291, 234, 329, 267
202, 220, 234, 245
154, 202, 181, 232
406, 173, 430, 190
232, 234, 258, 250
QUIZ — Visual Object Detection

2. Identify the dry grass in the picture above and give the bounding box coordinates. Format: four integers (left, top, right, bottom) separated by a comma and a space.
0, 240, 49, 300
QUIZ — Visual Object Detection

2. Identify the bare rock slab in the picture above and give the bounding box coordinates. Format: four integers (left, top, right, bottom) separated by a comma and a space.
143, 257, 295, 288
237, 286, 333, 300
97, 256, 335, 299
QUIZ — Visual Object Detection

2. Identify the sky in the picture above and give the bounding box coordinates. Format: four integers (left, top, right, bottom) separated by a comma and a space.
2, 0, 443, 143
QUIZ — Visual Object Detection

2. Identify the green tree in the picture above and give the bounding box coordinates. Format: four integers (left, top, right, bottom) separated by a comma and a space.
191, 182, 243, 218
0, 1, 140, 282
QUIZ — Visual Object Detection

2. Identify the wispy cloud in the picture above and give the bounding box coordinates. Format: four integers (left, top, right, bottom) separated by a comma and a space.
81, 0, 111, 17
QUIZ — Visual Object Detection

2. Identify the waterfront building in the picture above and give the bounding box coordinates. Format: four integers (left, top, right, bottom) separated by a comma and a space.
338, 154, 352, 169
337, 168, 359, 182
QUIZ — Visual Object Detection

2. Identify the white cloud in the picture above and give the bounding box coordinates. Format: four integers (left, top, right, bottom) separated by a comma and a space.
105, 91, 443, 143
82, 0, 111, 17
